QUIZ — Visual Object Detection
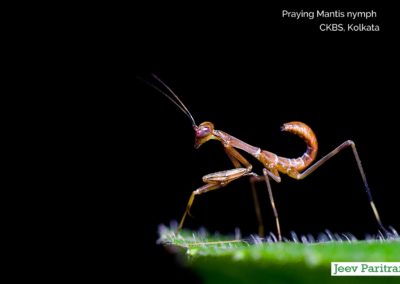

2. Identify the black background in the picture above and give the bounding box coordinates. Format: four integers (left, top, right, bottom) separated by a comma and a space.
66, 3, 399, 283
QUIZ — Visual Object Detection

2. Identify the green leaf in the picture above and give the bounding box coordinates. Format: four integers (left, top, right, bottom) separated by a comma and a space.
158, 226, 400, 284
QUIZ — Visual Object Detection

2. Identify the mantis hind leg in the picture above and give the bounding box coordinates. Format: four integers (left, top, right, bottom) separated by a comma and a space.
296, 140, 384, 230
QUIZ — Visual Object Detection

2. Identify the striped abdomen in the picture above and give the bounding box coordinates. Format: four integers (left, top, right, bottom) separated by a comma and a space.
260, 121, 318, 173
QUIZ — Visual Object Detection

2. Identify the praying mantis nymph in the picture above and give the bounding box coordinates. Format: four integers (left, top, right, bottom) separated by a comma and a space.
141, 75, 384, 241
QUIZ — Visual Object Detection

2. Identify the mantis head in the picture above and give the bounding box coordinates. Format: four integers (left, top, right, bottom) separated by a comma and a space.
194, 121, 215, 149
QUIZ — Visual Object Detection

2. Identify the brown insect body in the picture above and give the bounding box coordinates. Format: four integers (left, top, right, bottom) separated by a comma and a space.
261, 122, 318, 179
197, 121, 318, 179
143, 75, 385, 241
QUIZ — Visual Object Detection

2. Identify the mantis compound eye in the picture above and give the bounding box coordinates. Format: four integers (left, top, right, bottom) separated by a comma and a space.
196, 127, 210, 138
